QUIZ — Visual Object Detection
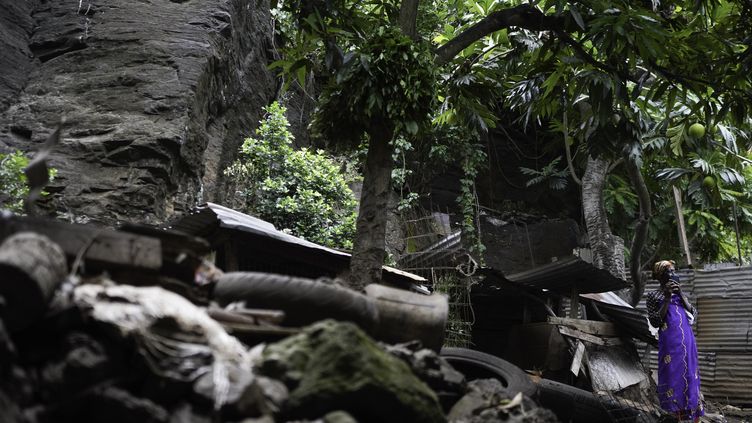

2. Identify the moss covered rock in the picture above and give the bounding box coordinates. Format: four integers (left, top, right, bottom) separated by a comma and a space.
258, 320, 444, 422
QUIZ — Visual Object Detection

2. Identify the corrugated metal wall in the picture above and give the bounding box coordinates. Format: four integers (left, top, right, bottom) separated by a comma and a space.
693, 266, 752, 298
637, 266, 752, 405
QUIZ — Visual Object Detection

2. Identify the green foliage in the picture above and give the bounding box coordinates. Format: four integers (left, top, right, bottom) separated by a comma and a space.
273, 0, 752, 267
519, 157, 569, 191
0, 150, 56, 214
0, 151, 31, 213
225, 102, 357, 250
312, 26, 437, 147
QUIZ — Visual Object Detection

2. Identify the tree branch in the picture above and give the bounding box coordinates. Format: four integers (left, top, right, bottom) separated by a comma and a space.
624, 152, 651, 307
435, 4, 563, 65
563, 108, 582, 186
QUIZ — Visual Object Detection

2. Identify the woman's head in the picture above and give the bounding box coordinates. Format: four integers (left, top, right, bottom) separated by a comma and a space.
653, 260, 676, 284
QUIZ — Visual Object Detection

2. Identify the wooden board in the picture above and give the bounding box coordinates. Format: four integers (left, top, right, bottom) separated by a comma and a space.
570, 340, 586, 376
0, 215, 161, 270
557, 326, 623, 346
547, 316, 619, 336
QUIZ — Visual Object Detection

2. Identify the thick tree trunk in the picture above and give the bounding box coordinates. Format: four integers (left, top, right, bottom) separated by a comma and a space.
624, 154, 651, 306
398, 0, 420, 40
582, 156, 625, 280
349, 126, 394, 291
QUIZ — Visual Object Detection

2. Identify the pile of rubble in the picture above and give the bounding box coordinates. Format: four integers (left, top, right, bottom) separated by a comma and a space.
0, 213, 560, 422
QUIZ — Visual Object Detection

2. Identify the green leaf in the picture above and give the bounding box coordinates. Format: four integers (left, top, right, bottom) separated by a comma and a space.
570, 5, 585, 30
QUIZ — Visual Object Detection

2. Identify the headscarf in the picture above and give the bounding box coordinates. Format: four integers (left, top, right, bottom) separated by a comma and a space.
653, 260, 676, 281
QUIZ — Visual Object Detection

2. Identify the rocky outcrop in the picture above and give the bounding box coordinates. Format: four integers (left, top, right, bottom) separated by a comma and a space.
258, 320, 445, 423
0, 0, 276, 225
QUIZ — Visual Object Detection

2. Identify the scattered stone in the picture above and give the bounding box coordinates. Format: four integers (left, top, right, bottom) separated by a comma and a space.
168, 403, 213, 423
73, 283, 256, 409
448, 379, 559, 423
0, 389, 23, 423
258, 320, 445, 423
384, 341, 466, 410
323, 410, 359, 423
32, 386, 170, 423
39, 332, 113, 400
0, 232, 67, 331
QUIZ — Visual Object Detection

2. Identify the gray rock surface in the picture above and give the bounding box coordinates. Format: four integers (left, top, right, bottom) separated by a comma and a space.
258, 320, 445, 423
0, 0, 276, 225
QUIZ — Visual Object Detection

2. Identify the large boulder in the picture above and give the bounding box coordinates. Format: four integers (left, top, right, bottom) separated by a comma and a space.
258, 320, 445, 423
0, 0, 276, 224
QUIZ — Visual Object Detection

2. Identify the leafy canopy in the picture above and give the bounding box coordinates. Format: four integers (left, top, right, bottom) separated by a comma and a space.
224, 102, 357, 250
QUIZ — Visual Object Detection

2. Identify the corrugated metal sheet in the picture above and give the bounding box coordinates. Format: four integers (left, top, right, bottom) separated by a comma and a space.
506, 255, 629, 294
398, 231, 462, 270
167, 202, 427, 285
581, 291, 657, 344
587, 344, 648, 392
696, 297, 752, 352
693, 266, 752, 298
702, 352, 752, 404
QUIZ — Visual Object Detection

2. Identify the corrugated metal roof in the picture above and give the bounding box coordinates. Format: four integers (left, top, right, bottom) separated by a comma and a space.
398, 231, 462, 270
167, 203, 427, 285
506, 256, 629, 294
693, 266, 752, 298
580, 291, 657, 344
696, 297, 752, 352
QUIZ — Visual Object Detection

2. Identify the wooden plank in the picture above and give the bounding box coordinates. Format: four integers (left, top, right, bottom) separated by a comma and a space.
557, 326, 623, 346
547, 316, 619, 337
569, 286, 580, 318
570, 340, 585, 376
0, 216, 161, 270
673, 185, 693, 266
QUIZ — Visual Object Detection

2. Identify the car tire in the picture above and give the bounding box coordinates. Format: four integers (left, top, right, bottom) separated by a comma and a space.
439, 347, 536, 397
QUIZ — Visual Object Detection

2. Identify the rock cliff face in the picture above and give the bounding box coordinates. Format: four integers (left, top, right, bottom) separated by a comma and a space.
0, 0, 276, 225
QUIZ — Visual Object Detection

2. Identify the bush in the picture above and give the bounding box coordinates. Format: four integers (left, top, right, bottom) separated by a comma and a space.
0, 150, 56, 214
224, 102, 358, 250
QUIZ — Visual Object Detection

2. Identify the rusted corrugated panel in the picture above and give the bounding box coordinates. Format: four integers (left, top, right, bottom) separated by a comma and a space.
694, 266, 752, 298
696, 297, 752, 351
505, 256, 629, 294
702, 352, 752, 404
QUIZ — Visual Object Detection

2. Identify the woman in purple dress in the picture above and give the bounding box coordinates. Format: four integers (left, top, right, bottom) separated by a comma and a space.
646, 260, 704, 422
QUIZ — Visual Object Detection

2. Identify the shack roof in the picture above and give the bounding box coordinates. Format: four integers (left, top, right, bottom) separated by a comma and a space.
167, 203, 428, 289
505, 256, 629, 294
580, 291, 657, 345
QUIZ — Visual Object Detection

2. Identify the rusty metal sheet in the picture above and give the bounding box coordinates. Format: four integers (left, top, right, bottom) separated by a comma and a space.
586, 344, 648, 392
696, 297, 752, 352
505, 256, 629, 294
693, 266, 752, 298
702, 352, 752, 404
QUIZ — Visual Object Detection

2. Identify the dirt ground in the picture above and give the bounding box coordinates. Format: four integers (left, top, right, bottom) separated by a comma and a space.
702, 403, 752, 423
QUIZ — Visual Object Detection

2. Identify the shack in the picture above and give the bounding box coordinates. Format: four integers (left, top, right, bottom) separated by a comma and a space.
167, 202, 428, 292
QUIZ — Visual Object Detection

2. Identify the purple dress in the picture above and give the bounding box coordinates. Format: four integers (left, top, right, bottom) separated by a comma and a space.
647, 290, 704, 420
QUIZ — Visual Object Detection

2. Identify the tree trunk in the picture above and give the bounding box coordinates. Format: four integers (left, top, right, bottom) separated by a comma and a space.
349, 126, 394, 291
624, 154, 651, 306
398, 0, 420, 40
582, 156, 625, 280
